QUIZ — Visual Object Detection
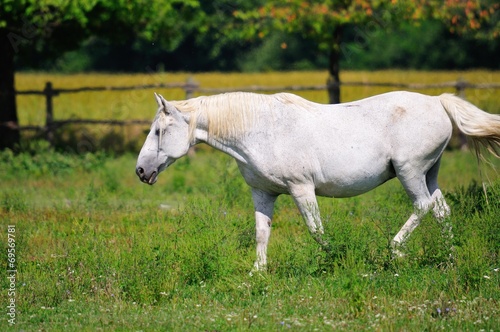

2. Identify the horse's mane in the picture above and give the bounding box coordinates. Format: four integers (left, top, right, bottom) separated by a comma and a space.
169, 92, 319, 142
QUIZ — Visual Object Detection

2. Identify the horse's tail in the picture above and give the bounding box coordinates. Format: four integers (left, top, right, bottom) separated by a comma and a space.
439, 93, 500, 159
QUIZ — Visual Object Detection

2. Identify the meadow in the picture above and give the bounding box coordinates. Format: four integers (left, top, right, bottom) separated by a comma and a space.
2, 70, 500, 331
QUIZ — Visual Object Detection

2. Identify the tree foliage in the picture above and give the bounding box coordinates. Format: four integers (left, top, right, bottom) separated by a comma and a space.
1, 0, 203, 54
234, 1, 397, 103
235, 0, 389, 51
0, 0, 202, 149
393, 0, 500, 39
232, 0, 499, 103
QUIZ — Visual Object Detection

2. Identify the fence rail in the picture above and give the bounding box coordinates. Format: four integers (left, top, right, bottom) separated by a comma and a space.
197, 81, 500, 94
9, 77, 500, 145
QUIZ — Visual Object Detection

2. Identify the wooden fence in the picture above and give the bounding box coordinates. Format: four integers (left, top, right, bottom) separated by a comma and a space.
14, 78, 500, 145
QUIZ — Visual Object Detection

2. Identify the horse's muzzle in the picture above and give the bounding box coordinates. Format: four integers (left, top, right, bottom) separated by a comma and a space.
136, 166, 157, 185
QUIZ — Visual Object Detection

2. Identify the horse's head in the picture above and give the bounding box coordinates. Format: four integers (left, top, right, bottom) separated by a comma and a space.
136, 93, 190, 185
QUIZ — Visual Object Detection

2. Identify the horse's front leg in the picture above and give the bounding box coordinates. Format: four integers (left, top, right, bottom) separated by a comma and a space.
289, 184, 329, 250
251, 188, 277, 272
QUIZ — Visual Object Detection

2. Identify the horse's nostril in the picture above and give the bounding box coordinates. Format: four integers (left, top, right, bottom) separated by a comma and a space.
136, 167, 144, 176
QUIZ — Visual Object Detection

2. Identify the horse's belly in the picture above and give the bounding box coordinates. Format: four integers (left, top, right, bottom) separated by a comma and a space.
239, 164, 395, 198
314, 161, 396, 198
315, 173, 394, 198
237, 147, 396, 197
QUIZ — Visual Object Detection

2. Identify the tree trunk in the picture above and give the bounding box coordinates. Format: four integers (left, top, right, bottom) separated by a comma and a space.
0, 28, 20, 150
326, 26, 342, 104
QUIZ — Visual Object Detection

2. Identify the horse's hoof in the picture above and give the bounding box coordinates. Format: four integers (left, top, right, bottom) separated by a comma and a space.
391, 249, 406, 259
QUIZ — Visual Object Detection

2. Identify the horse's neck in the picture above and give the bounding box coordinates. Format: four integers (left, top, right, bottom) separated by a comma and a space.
193, 127, 248, 164
186, 103, 257, 164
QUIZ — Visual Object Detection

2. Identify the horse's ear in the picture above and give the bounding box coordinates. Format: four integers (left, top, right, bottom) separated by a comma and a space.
154, 92, 162, 108
158, 94, 178, 115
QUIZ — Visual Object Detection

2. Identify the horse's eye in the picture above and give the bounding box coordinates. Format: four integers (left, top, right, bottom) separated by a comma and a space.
155, 129, 160, 136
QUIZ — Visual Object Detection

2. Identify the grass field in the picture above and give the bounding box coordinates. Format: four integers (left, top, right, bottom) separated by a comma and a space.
3, 70, 500, 330
1, 147, 499, 331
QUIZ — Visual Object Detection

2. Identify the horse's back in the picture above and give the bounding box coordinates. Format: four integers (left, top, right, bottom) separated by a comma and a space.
354, 91, 453, 156
316, 91, 453, 150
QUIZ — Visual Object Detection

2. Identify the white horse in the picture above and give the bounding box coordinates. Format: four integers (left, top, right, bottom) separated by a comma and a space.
136, 91, 500, 270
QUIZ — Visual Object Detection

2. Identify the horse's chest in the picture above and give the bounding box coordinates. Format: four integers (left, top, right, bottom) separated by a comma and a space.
236, 161, 289, 194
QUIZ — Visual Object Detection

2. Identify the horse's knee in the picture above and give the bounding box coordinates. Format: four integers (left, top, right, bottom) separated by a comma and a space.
256, 225, 270, 243
414, 199, 433, 216
255, 210, 272, 242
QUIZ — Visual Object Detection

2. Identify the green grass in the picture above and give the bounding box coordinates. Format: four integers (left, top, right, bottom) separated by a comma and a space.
1, 144, 499, 331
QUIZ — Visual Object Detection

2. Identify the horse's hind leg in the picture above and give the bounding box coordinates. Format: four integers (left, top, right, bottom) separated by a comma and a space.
392, 157, 453, 256
426, 158, 453, 241
391, 172, 434, 255
426, 157, 451, 220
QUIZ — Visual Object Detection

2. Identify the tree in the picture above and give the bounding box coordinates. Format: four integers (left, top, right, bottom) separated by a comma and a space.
234, 0, 499, 104
0, 0, 202, 150
179, 0, 268, 71
398, 0, 499, 39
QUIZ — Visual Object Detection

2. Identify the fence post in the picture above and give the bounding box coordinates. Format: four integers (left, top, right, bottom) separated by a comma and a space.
185, 76, 198, 99
43, 81, 57, 146
455, 78, 467, 99
455, 78, 468, 150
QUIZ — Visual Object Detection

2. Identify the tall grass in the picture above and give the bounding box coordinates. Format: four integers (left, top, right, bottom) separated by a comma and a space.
1, 145, 499, 331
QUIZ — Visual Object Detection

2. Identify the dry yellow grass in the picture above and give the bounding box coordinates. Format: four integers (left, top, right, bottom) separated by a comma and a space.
16, 70, 499, 127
